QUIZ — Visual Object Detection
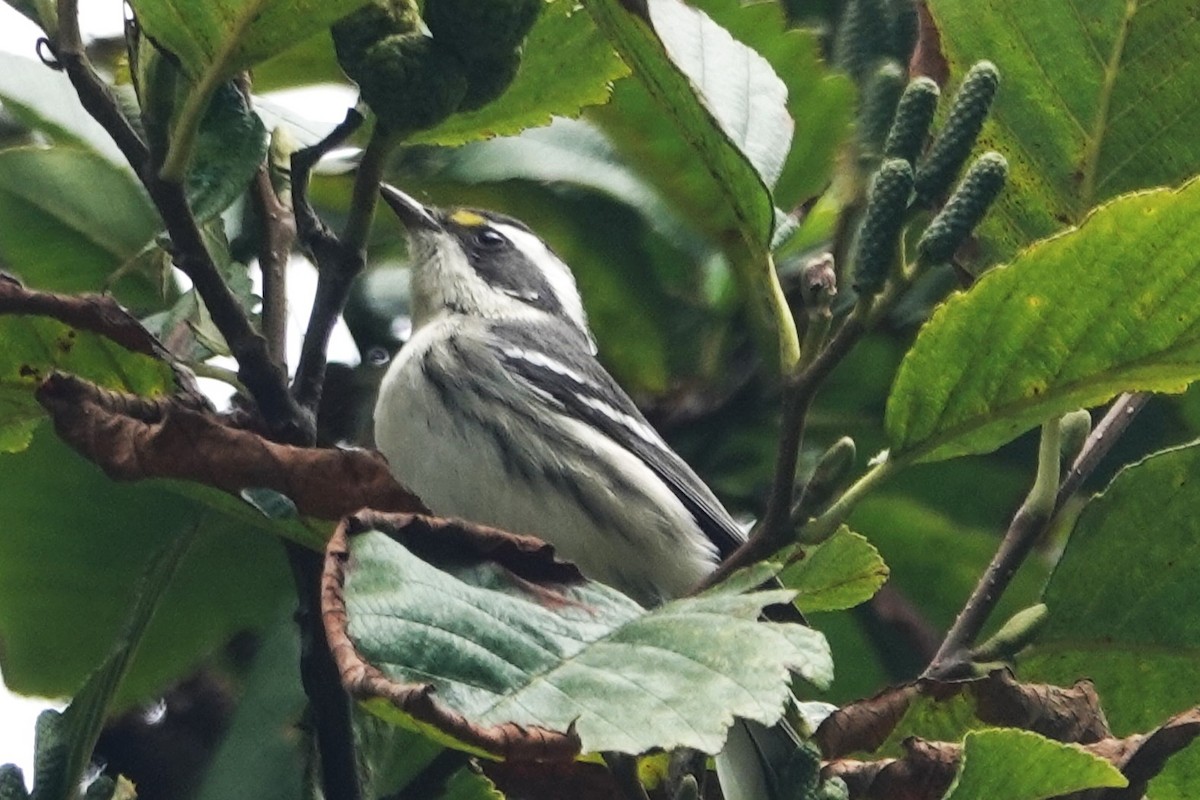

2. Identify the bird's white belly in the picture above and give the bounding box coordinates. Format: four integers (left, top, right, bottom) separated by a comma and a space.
374, 342, 716, 605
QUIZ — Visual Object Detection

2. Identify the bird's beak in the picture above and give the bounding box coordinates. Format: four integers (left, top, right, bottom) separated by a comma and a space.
379, 184, 442, 232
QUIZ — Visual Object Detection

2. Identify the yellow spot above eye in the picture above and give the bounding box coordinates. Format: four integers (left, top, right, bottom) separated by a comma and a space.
450, 210, 487, 227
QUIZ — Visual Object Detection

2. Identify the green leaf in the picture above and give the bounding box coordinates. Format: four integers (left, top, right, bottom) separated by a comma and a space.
886, 178, 1200, 463
410, 0, 629, 147
583, 0, 779, 254
250, 30, 346, 93
126, 0, 372, 80
29, 531, 194, 800
0, 0, 48, 29
337, 522, 831, 756
0, 429, 291, 705
0, 315, 176, 453
0, 148, 163, 309
0, 53, 126, 164
943, 729, 1126, 800
928, 0, 1200, 262
781, 527, 889, 613
187, 82, 268, 222
1024, 442, 1200, 799
193, 613, 306, 800
687, 0, 855, 209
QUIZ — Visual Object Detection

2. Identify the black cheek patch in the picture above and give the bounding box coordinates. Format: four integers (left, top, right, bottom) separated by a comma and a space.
458, 231, 566, 317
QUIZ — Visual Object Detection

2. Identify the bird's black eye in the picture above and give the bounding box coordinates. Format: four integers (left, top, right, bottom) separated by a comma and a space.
476, 228, 507, 248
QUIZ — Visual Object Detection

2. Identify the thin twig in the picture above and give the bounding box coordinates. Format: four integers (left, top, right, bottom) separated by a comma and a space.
698, 304, 872, 590
47, 0, 148, 172
253, 164, 294, 366
292, 124, 396, 412
924, 392, 1149, 678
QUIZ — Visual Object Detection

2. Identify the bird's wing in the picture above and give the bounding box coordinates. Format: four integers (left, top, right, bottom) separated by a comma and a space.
481, 319, 747, 560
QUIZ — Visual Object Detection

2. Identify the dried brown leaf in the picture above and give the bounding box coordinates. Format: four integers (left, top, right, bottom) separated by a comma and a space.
36, 373, 423, 521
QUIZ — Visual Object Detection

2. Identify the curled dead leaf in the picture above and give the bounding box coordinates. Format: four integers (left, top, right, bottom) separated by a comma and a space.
36, 373, 424, 521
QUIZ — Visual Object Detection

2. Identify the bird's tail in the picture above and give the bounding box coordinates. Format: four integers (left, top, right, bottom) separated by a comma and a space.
715, 718, 809, 800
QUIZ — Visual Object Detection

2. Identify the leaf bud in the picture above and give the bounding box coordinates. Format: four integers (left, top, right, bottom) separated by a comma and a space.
857, 60, 907, 158
32, 711, 66, 798
800, 252, 837, 311
883, 76, 940, 165
914, 60, 1000, 202
915, 151, 1007, 265
425, 0, 542, 61
799, 437, 857, 512
852, 158, 914, 296
1058, 409, 1093, 467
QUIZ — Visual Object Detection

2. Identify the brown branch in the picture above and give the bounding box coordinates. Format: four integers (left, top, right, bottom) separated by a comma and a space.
0, 274, 166, 357
291, 120, 394, 413
925, 393, 1149, 678
35, 373, 424, 522
45, 1, 148, 172
252, 164, 295, 366
698, 307, 870, 590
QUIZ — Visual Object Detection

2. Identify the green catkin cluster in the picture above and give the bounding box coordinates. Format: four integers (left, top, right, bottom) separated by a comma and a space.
883, 76, 940, 164
853, 158, 914, 296
890, 0, 919, 63
916, 151, 1007, 264
0, 765, 27, 800
857, 61, 907, 158
833, 0, 896, 84
424, 0, 542, 59
425, 0, 541, 111
331, 0, 540, 131
914, 61, 1000, 202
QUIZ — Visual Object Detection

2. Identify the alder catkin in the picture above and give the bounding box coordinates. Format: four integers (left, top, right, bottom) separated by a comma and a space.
916, 151, 1007, 265
883, 77, 940, 165
853, 158, 915, 295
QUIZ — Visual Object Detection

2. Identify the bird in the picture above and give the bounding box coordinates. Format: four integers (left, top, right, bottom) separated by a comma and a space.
373, 183, 797, 800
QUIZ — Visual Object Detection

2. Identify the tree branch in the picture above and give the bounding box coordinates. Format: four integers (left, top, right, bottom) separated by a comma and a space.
698, 304, 872, 589
924, 392, 1149, 678
46, 0, 148, 172
252, 164, 294, 366
0, 274, 165, 357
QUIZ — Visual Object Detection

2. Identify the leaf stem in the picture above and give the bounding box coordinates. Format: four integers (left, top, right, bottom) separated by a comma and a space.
800, 455, 900, 544
765, 251, 802, 374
